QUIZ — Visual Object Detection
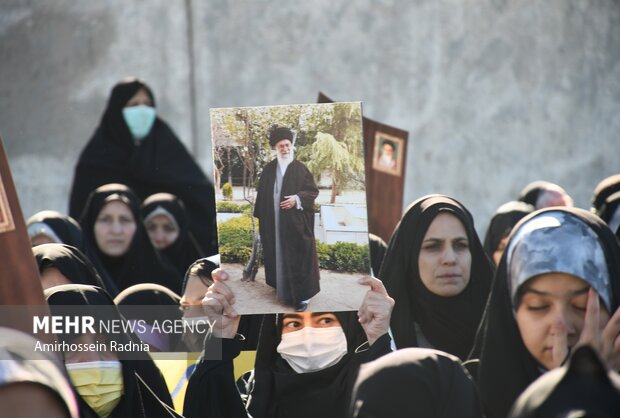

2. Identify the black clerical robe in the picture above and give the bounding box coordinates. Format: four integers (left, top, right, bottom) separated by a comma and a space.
254, 159, 320, 305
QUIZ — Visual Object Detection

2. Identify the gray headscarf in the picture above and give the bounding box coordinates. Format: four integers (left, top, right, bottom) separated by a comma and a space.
506, 210, 611, 311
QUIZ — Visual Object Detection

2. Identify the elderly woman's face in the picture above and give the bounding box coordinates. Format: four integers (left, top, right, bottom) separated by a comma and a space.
94, 200, 137, 257
418, 213, 472, 297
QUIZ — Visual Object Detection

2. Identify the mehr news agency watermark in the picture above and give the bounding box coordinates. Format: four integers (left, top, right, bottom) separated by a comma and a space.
32, 315, 215, 353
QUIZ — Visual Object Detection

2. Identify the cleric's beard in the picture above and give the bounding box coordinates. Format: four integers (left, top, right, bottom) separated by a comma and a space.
277, 149, 294, 172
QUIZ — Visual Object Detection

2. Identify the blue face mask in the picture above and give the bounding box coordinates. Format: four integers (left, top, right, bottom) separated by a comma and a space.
122, 105, 156, 140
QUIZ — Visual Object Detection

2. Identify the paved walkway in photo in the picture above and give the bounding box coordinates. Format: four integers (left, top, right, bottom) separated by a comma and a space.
222, 263, 370, 314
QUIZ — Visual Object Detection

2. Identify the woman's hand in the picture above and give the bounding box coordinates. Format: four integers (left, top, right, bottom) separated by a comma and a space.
357, 276, 395, 346
577, 288, 620, 370
201, 268, 241, 339
551, 288, 620, 370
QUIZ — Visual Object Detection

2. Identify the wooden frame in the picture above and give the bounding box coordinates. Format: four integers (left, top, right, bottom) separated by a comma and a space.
0, 174, 15, 233
372, 131, 404, 177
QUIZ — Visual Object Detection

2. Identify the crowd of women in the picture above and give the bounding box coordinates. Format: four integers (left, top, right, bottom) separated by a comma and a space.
2, 77, 620, 417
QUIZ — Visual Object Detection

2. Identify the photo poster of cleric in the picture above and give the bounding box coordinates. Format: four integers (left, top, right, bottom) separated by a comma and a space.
210, 102, 371, 314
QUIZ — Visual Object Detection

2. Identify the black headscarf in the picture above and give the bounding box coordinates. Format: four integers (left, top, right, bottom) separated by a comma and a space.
247, 311, 386, 418
114, 283, 182, 352
592, 174, 620, 215
509, 345, 620, 418
44, 284, 180, 418
368, 233, 387, 277
33, 243, 116, 294
79, 183, 180, 294
68, 78, 217, 256
27, 210, 85, 252
349, 348, 483, 418
483, 201, 534, 259
518, 181, 556, 207
474, 207, 620, 418
379, 195, 493, 360
141, 193, 205, 279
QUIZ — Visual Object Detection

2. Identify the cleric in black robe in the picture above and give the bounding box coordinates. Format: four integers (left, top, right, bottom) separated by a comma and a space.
509, 345, 620, 418
33, 242, 117, 294
141, 192, 205, 279
27, 210, 85, 251
79, 183, 180, 294
379, 195, 493, 360
254, 127, 320, 311
45, 284, 181, 418
349, 348, 483, 418
68, 77, 217, 255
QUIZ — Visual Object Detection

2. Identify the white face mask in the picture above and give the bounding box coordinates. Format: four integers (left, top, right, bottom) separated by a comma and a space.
276, 326, 348, 373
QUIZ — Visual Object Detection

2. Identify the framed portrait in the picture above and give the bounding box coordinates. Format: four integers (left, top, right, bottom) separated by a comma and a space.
372, 131, 404, 177
0, 174, 15, 234
210, 102, 371, 314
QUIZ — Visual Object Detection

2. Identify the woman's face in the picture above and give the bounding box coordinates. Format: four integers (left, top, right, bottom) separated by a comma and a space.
418, 213, 472, 296
515, 272, 609, 370
180, 274, 213, 318
281, 312, 341, 335
125, 88, 152, 108
40, 267, 72, 290
94, 200, 137, 257
145, 214, 179, 250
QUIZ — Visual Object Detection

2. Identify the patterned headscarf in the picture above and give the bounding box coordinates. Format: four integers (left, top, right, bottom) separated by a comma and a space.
506, 210, 611, 311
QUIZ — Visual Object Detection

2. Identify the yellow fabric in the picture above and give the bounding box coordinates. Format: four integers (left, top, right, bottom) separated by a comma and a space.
153, 350, 257, 413
66, 361, 124, 418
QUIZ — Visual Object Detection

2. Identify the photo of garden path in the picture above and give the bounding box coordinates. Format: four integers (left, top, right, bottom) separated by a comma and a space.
223, 263, 369, 314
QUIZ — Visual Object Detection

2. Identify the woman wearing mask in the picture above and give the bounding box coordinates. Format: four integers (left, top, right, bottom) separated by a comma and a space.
182, 270, 394, 418
69, 78, 217, 256
474, 208, 620, 418
141, 193, 205, 279
379, 195, 494, 360
79, 183, 179, 294
45, 284, 181, 418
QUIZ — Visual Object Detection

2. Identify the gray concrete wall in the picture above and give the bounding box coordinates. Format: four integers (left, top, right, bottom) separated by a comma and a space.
1, 0, 619, 236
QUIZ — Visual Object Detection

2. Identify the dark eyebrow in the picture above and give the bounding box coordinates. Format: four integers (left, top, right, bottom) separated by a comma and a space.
282, 313, 304, 320
571, 286, 590, 296
311, 312, 334, 318
522, 285, 590, 297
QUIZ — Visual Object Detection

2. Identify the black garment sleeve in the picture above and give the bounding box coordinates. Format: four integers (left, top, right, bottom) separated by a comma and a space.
183, 337, 249, 418
356, 333, 393, 363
